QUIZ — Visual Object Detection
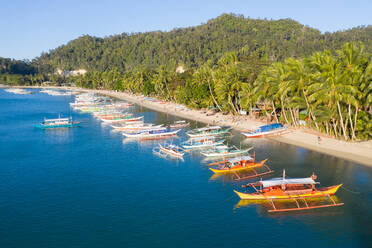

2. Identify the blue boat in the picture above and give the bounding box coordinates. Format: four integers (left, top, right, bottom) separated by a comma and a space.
242, 123, 286, 138
35, 116, 80, 129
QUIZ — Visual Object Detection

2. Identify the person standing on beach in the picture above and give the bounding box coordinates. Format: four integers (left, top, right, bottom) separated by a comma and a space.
318, 136, 322, 145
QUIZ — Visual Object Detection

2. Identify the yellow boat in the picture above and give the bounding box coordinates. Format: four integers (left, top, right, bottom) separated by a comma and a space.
234, 184, 342, 200
208, 156, 273, 180
233, 170, 344, 212
209, 158, 268, 174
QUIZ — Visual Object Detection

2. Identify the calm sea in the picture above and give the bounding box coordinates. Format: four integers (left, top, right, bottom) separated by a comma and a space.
0, 89, 371, 248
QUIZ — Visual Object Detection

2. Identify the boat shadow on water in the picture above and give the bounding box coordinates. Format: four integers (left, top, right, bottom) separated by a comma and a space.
209, 168, 274, 182
234, 196, 344, 216
152, 150, 185, 162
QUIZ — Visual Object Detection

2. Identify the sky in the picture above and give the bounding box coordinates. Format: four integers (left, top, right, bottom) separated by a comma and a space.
2, 0, 371, 60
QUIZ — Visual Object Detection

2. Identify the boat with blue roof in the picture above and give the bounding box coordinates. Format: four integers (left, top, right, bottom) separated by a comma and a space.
242, 123, 287, 138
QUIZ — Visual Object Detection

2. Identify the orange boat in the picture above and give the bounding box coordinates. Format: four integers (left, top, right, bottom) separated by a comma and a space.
234, 170, 344, 212
208, 155, 273, 180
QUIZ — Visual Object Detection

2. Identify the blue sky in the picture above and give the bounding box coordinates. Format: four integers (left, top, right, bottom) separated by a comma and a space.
2, 0, 371, 60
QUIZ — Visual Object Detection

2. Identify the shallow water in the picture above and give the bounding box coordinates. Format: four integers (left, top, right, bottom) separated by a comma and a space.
0, 89, 371, 248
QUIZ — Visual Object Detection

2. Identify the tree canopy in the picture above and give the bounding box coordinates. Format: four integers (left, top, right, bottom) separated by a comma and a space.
35, 14, 372, 73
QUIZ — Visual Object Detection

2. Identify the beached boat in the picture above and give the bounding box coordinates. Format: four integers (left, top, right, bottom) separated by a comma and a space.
200, 145, 252, 158
5, 88, 31, 94
208, 155, 273, 180
169, 120, 190, 129
153, 144, 185, 158
186, 126, 231, 138
181, 136, 225, 149
35, 115, 80, 129
242, 123, 287, 138
234, 170, 344, 212
122, 128, 180, 139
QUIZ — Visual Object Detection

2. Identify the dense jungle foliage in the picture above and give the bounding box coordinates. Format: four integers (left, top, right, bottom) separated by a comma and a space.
35, 14, 372, 72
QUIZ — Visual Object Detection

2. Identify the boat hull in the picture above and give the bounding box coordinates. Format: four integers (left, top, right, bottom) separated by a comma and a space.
242, 128, 287, 138
35, 122, 80, 129
209, 160, 267, 174
182, 140, 225, 149
200, 148, 251, 157
234, 184, 343, 200
122, 129, 180, 138
187, 129, 230, 138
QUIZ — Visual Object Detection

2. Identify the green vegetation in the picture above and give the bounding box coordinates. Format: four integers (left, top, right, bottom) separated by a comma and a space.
70, 42, 371, 141
36, 14, 372, 72
1, 14, 371, 140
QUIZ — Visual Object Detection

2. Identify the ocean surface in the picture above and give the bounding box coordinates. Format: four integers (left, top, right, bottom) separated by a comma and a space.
0, 89, 371, 248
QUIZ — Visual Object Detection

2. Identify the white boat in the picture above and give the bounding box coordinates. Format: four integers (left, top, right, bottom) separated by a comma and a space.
34, 115, 80, 129
181, 136, 225, 149
153, 144, 185, 158
122, 128, 181, 139
112, 123, 164, 132
200, 145, 252, 158
4, 88, 31, 94
186, 126, 231, 138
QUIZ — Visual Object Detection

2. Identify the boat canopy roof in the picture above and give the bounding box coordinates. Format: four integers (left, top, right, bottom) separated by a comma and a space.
44, 118, 69, 122
256, 123, 283, 132
228, 156, 253, 164
261, 177, 317, 188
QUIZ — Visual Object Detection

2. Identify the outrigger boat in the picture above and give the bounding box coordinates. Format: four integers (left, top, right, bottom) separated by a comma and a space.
200, 145, 252, 158
186, 126, 231, 138
169, 120, 190, 129
100, 115, 143, 123
234, 170, 344, 213
5, 88, 31, 94
35, 115, 80, 129
242, 123, 287, 138
153, 144, 185, 158
181, 136, 225, 149
207, 155, 273, 180
122, 128, 181, 139
112, 123, 164, 132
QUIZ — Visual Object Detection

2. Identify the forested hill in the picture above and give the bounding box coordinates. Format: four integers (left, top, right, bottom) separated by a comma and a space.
36, 14, 372, 72
0, 57, 36, 75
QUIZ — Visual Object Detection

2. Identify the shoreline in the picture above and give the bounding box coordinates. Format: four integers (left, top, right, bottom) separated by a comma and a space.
4, 85, 372, 167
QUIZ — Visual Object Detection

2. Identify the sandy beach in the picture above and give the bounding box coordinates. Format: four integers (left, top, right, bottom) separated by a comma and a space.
83, 88, 372, 167
4, 85, 372, 166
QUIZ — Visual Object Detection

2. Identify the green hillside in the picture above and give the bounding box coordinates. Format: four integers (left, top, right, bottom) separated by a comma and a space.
35, 14, 372, 73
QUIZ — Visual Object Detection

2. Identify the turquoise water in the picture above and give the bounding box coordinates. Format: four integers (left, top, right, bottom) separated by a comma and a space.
0, 89, 371, 248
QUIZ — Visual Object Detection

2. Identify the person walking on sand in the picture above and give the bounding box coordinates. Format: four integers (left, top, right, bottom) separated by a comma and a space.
317, 136, 322, 145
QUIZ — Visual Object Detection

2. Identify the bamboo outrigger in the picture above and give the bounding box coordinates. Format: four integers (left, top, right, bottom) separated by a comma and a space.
234, 170, 344, 213
207, 154, 273, 180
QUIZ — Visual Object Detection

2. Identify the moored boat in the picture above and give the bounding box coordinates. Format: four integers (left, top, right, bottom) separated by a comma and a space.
181, 136, 225, 149
200, 145, 252, 158
186, 126, 231, 138
5, 88, 31, 94
112, 123, 164, 132
35, 115, 80, 129
242, 123, 287, 138
122, 128, 180, 139
153, 144, 185, 158
208, 156, 272, 179
234, 170, 344, 212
